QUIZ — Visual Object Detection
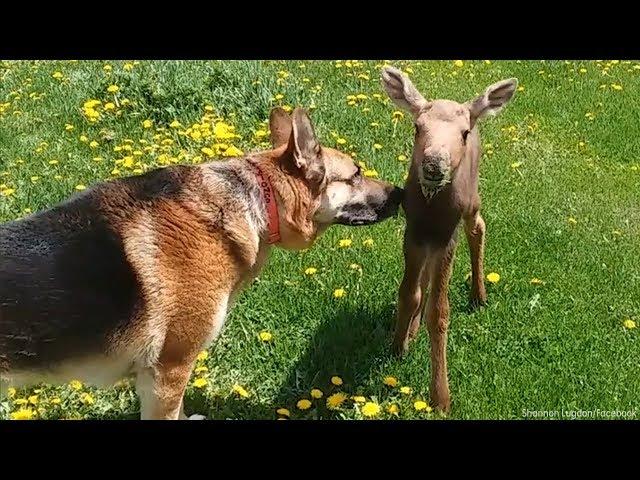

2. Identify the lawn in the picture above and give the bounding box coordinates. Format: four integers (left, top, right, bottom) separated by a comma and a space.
0, 60, 638, 420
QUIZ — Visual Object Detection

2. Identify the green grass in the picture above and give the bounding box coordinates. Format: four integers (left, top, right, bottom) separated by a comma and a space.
1, 60, 639, 420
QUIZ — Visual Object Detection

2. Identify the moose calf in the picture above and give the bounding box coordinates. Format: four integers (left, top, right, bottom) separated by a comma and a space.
382, 67, 518, 412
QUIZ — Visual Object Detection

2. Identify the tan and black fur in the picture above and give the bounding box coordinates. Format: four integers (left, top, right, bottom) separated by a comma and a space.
382, 67, 517, 412
0, 107, 402, 419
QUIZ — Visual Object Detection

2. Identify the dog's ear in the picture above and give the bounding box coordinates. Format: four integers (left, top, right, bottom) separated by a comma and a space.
381, 66, 429, 118
288, 107, 325, 188
269, 107, 293, 148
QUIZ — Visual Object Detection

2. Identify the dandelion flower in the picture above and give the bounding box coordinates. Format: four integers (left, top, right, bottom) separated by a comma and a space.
387, 404, 399, 415
304, 267, 317, 275
10, 408, 34, 420
339, 239, 352, 248
52, 71, 64, 79
76, 183, 87, 191
511, 162, 522, 169
69, 380, 83, 390
296, 399, 312, 410
277, 408, 290, 417
486, 272, 501, 284
530, 278, 545, 285
400, 386, 412, 395
336, 138, 347, 145
193, 378, 208, 388
331, 376, 343, 386
170, 120, 182, 128
326, 392, 348, 410
364, 169, 379, 178
383, 376, 398, 387
397, 154, 408, 162
259, 331, 273, 342
568, 217, 578, 225
80, 393, 95, 405
142, 119, 153, 129
232, 384, 250, 398
333, 288, 346, 299
64, 124, 74, 131
361, 402, 381, 417
311, 389, 323, 399
196, 350, 208, 362
194, 366, 208, 374
611, 84, 623, 91
107, 85, 119, 93
51, 398, 61, 405
453, 60, 464, 68
623, 319, 636, 329
362, 238, 374, 248
414, 400, 429, 411
352, 396, 366, 404
373, 143, 383, 150
28, 395, 38, 405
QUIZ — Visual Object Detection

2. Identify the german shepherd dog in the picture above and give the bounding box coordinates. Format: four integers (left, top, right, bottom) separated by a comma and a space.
0, 107, 403, 419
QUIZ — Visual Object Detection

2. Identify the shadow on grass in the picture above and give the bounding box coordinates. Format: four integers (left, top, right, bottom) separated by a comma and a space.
270, 302, 396, 419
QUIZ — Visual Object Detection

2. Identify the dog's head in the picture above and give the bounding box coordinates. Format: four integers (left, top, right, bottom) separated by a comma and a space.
268, 107, 403, 249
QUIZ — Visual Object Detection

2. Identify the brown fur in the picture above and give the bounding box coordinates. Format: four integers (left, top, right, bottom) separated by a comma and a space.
382, 67, 517, 412
0, 107, 402, 419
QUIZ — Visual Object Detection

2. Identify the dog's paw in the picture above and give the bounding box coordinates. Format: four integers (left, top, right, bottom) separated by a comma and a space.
188, 414, 207, 420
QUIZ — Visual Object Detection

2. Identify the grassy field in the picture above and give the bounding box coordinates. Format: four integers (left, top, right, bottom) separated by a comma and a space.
0, 60, 638, 420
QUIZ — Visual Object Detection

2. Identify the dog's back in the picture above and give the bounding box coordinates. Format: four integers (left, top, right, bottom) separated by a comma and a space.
0, 166, 198, 378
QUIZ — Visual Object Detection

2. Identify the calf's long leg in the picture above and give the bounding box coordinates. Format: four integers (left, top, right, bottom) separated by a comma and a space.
425, 240, 456, 413
464, 211, 487, 308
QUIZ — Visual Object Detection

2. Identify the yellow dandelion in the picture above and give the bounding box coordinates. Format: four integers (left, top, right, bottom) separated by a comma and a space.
64, 124, 74, 131
107, 85, 119, 93
10, 408, 34, 420
232, 384, 250, 398
304, 267, 317, 275
196, 350, 208, 362
453, 60, 464, 68
194, 366, 208, 374
277, 408, 290, 417
28, 395, 38, 405
623, 319, 636, 330
383, 376, 398, 387
400, 386, 412, 395
331, 376, 343, 386
387, 404, 399, 415
142, 119, 153, 129
373, 143, 383, 150
487, 272, 501, 284
169, 120, 182, 128
511, 162, 522, 169
80, 393, 95, 405
568, 217, 578, 225
52, 71, 64, 79
69, 380, 83, 390
333, 288, 346, 299
296, 399, 312, 410
337, 138, 347, 145
414, 400, 429, 411
530, 278, 545, 285
193, 378, 208, 388
361, 402, 381, 417
362, 238, 374, 248
364, 169, 379, 178
51, 398, 61, 405
339, 238, 352, 248
397, 154, 408, 162
311, 388, 323, 399
89, 140, 99, 148
352, 396, 366, 403
326, 392, 348, 410
259, 331, 273, 342
611, 84, 623, 91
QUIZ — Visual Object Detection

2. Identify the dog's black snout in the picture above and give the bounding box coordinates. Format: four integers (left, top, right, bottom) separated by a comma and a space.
389, 186, 404, 204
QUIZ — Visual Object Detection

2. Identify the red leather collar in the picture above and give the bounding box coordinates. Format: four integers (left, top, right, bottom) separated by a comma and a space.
251, 162, 281, 244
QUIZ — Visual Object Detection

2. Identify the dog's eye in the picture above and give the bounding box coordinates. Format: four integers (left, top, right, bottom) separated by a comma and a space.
462, 129, 470, 142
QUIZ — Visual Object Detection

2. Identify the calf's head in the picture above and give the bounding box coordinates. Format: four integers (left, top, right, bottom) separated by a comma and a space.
382, 66, 518, 192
